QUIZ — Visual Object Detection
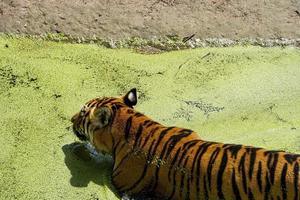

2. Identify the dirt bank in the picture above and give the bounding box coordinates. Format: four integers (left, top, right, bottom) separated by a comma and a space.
1, 0, 300, 40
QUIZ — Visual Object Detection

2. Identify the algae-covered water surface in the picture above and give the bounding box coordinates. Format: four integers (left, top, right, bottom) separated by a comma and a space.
0, 37, 300, 199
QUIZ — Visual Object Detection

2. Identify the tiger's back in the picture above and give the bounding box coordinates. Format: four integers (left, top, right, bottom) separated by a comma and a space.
71, 89, 300, 200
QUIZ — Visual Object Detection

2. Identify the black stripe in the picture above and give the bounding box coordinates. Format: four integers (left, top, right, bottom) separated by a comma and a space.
182, 139, 199, 149
190, 141, 206, 182
159, 130, 193, 163
95, 101, 101, 108
168, 147, 182, 181
186, 175, 191, 200
134, 112, 144, 117
284, 154, 300, 164
222, 144, 231, 148
84, 108, 90, 117
149, 127, 175, 158
152, 130, 193, 192
140, 132, 153, 149
266, 153, 273, 174
264, 172, 271, 200
177, 140, 199, 167
124, 116, 132, 141
165, 130, 193, 158
203, 175, 209, 200
151, 127, 178, 191
168, 146, 186, 200
226, 144, 242, 159
294, 162, 299, 200
249, 148, 258, 180
115, 141, 127, 156
112, 170, 122, 179
110, 104, 119, 124
257, 161, 263, 193
238, 152, 248, 194
85, 120, 91, 137
281, 163, 288, 200
167, 160, 178, 200
185, 173, 191, 200
270, 153, 279, 185
140, 126, 160, 149
112, 103, 123, 109
112, 138, 122, 159
144, 120, 158, 128
231, 168, 241, 200
183, 156, 190, 200
196, 143, 213, 199
166, 140, 198, 199
86, 100, 95, 107
217, 150, 228, 199
143, 120, 151, 126
113, 149, 132, 173
180, 156, 189, 198
101, 98, 116, 105
180, 173, 185, 198
247, 189, 254, 200
207, 147, 221, 190
133, 124, 143, 149
87, 100, 97, 107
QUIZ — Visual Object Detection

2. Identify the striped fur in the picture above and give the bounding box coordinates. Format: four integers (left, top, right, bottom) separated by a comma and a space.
71, 88, 300, 200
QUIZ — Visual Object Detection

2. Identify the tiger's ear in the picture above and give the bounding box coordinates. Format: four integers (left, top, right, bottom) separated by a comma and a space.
123, 88, 137, 107
92, 107, 111, 128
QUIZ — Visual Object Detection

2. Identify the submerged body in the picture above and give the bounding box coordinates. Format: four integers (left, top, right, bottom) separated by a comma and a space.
71, 89, 300, 200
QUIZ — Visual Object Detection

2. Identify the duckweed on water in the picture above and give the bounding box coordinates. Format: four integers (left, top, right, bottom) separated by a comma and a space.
0, 37, 299, 199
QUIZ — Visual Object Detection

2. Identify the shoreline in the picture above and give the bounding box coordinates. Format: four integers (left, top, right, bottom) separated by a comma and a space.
1, 33, 300, 53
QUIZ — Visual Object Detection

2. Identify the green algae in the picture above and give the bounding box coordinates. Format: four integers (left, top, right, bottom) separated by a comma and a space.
0, 37, 299, 199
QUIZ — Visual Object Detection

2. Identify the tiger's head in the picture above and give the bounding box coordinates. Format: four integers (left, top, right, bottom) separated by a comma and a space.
71, 88, 137, 152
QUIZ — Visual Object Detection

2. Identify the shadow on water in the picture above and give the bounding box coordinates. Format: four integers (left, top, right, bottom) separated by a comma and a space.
62, 142, 115, 189
62, 142, 161, 200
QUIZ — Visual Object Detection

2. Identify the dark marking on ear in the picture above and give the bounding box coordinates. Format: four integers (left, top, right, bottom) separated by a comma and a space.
123, 88, 137, 107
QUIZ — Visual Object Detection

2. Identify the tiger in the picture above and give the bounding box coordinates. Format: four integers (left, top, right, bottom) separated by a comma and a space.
71, 88, 300, 200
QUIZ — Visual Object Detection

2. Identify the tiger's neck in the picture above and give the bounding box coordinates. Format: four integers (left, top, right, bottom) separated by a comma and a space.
110, 107, 164, 157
